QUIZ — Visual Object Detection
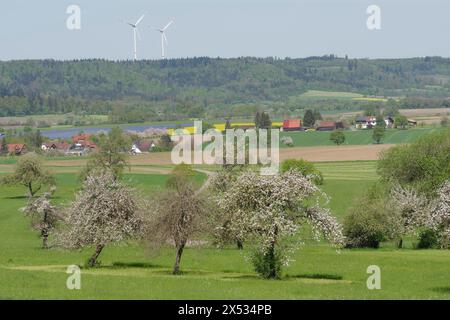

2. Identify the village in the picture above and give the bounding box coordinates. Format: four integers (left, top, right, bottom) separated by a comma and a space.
0, 114, 419, 157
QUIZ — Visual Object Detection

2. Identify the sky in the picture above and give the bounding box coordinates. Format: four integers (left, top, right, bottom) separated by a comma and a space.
0, 0, 449, 61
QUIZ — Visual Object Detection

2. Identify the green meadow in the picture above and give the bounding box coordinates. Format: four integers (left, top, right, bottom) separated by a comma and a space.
1, 161, 449, 300
280, 126, 447, 147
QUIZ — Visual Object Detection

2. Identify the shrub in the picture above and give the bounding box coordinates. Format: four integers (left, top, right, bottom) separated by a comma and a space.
281, 136, 294, 147
251, 248, 283, 279
378, 130, 450, 195
281, 159, 324, 185
330, 130, 346, 145
344, 187, 391, 248
416, 228, 439, 249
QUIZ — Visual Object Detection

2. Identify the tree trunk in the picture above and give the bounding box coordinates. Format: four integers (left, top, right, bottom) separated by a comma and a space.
266, 226, 278, 279
172, 243, 185, 275
236, 240, 243, 250
41, 211, 49, 249
267, 241, 277, 279
397, 238, 403, 249
441, 223, 449, 250
88, 244, 105, 268
41, 228, 49, 249
28, 182, 34, 198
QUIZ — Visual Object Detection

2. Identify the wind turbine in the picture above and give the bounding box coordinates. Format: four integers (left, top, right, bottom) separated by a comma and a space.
155, 20, 174, 59
124, 14, 145, 60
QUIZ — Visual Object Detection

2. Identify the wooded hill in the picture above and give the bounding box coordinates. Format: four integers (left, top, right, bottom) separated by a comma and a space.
2, 56, 450, 121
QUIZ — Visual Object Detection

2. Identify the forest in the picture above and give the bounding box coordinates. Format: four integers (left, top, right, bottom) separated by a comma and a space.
2, 56, 450, 122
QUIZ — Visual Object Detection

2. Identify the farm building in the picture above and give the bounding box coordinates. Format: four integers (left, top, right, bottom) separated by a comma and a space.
282, 119, 303, 131
316, 121, 343, 131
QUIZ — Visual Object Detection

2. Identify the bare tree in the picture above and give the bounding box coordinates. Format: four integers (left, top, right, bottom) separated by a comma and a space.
20, 186, 59, 249
143, 165, 207, 274
57, 170, 142, 267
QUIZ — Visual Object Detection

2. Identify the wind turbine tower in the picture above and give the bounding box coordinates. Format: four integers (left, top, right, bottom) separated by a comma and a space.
155, 20, 174, 59
124, 14, 145, 60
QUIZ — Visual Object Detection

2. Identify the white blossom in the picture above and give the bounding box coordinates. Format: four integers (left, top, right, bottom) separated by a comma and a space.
214, 169, 344, 264
426, 181, 450, 248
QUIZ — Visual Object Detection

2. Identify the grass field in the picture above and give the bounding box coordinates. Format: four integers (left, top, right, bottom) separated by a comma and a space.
1, 160, 449, 300
280, 126, 447, 147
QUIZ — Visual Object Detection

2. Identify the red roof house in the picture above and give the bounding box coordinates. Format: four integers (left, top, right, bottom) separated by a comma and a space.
72, 134, 97, 149
4, 144, 27, 155
72, 134, 93, 143
283, 119, 303, 131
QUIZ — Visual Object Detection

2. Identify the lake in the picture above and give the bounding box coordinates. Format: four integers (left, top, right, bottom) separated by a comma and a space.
41, 123, 193, 139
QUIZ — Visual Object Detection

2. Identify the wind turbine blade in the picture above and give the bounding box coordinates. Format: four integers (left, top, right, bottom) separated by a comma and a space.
163, 33, 168, 46
135, 14, 145, 26
162, 20, 174, 31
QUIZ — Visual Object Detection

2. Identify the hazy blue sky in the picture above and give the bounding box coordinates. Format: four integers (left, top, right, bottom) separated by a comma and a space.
0, 0, 448, 60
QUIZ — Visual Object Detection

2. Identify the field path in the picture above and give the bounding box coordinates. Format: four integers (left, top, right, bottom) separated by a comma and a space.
195, 169, 216, 195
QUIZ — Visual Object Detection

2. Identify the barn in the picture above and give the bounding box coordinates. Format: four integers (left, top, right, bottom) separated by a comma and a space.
316, 121, 341, 131
282, 119, 303, 131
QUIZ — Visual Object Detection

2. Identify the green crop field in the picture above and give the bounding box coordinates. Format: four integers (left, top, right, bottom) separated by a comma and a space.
280, 126, 447, 147
298, 90, 365, 100
1, 162, 449, 299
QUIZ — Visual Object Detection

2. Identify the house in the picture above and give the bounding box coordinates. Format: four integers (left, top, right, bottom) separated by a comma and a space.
282, 119, 303, 131
66, 144, 88, 156
70, 134, 97, 152
316, 121, 343, 131
131, 140, 156, 154
41, 141, 70, 152
2, 144, 27, 156
355, 116, 377, 129
72, 134, 95, 146
131, 144, 142, 154
384, 116, 395, 128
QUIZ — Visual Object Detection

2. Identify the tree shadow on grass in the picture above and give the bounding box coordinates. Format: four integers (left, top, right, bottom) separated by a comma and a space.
287, 273, 343, 281
221, 275, 261, 281
4, 195, 28, 200
222, 273, 344, 281
109, 262, 162, 269
431, 287, 450, 294
152, 269, 213, 276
